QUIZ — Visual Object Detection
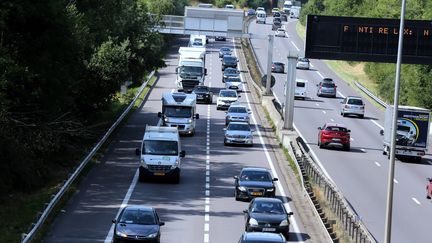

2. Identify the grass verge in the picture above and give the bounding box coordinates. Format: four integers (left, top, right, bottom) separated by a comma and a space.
0, 74, 157, 243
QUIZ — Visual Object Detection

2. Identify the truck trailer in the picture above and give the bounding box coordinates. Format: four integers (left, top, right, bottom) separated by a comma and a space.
176, 47, 207, 92
382, 105, 430, 161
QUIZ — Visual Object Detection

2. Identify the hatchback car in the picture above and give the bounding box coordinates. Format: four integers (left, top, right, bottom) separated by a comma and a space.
243, 198, 294, 240
223, 67, 240, 83
318, 123, 351, 150
275, 28, 287, 37
219, 47, 232, 58
222, 55, 238, 71
340, 96, 365, 118
247, 9, 256, 16
238, 232, 286, 243
296, 57, 310, 70
316, 78, 337, 98
225, 76, 243, 91
112, 205, 165, 243
217, 89, 240, 110
225, 104, 251, 125
224, 122, 253, 146
192, 85, 213, 104
271, 62, 285, 73
234, 167, 278, 201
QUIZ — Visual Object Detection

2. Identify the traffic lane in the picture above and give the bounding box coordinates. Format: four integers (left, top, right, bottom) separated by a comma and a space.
43, 55, 179, 242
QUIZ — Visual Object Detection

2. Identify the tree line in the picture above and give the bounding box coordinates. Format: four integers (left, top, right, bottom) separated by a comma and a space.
300, 0, 432, 108
0, 0, 187, 197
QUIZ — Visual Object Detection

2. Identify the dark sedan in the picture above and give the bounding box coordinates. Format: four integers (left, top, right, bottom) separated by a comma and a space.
234, 167, 278, 201
243, 198, 294, 240
192, 85, 213, 104
222, 67, 240, 83
271, 62, 285, 73
219, 46, 232, 58
222, 55, 238, 71
113, 205, 165, 243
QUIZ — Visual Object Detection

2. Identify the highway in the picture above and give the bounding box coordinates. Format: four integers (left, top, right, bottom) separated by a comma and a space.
42, 36, 326, 242
248, 16, 432, 243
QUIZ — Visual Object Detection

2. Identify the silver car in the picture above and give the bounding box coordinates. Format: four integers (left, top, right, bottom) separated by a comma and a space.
340, 96, 365, 118
316, 78, 337, 98
217, 89, 240, 110
225, 77, 242, 91
224, 122, 253, 146
225, 105, 251, 125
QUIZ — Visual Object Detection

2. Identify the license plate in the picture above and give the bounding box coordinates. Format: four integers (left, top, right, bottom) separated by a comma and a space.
332, 138, 341, 141
154, 172, 165, 176
262, 228, 276, 232
250, 192, 263, 196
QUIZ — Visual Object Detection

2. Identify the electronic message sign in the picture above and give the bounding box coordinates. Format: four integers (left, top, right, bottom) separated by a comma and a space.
305, 15, 432, 64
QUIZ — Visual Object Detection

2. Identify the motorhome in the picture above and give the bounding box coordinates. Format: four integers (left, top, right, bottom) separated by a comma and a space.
256, 10, 266, 24
189, 34, 207, 48
176, 47, 207, 92
294, 79, 308, 99
135, 126, 185, 183
158, 92, 199, 135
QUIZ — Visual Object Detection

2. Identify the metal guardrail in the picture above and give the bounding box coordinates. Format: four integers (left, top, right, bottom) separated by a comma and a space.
354, 81, 387, 108
293, 137, 376, 243
21, 71, 156, 243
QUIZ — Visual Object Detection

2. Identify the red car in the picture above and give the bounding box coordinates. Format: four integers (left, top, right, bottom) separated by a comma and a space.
318, 123, 351, 151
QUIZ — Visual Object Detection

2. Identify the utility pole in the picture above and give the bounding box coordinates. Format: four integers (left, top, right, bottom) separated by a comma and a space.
265, 34, 274, 95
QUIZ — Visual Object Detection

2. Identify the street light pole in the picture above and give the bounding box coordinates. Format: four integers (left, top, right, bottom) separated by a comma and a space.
384, 0, 406, 242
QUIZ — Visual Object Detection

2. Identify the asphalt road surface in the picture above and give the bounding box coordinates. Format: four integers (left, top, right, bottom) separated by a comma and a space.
248, 16, 432, 243
43, 36, 323, 242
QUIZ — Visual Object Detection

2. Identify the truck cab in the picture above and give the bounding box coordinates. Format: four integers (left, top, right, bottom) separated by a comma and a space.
158, 92, 199, 135
176, 47, 207, 92
135, 126, 185, 183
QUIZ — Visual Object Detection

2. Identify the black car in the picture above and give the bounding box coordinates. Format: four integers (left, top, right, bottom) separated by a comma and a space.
281, 14, 288, 22
272, 20, 282, 31
271, 62, 285, 73
238, 232, 286, 243
215, 36, 226, 41
113, 205, 165, 243
219, 47, 232, 58
222, 55, 238, 71
234, 167, 278, 201
223, 67, 240, 83
273, 12, 281, 18
192, 85, 213, 104
243, 198, 294, 240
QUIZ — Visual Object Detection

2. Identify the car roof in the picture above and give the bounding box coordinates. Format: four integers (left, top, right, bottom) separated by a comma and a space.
296, 78, 308, 83
241, 167, 269, 172
252, 197, 283, 203
220, 89, 237, 93
124, 205, 155, 211
346, 96, 362, 99
273, 62, 284, 65
229, 121, 249, 125
229, 104, 246, 108
242, 232, 285, 241
324, 122, 347, 128
221, 46, 231, 50
322, 78, 334, 82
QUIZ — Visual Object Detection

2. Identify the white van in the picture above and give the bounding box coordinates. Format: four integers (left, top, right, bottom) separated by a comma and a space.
295, 79, 308, 99
290, 6, 301, 18
256, 10, 266, 24
283, 0, 293, 13
189, 35, 207, 48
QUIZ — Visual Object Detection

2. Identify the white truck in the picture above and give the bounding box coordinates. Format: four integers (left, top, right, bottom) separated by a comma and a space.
289, 6, 301, 18
158, 92, 199, 135
176, 47, 207, 92
283, 1, 293, 13
382, 105, 430, 161
135, 125, 185, 183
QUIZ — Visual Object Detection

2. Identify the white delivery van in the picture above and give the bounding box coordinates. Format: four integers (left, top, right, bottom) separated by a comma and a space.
256, 10, 266, 24
135, 126, 185, 183
294, 79, 308, 99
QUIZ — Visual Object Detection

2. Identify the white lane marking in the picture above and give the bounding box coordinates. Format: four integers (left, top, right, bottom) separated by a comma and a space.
330, 118, 335, 122
350, 138, 354, 141
315, 103, 320, 107
233, 39, 303, 242
204, 234, 209, 243
204, 223, 209, 231
371, 120, 384, 130
204, 99, 211, 243
412, 198, 421, 205
394, 179, 399, 184
310, 63, 314, 68
375, 161, 381, 167
291, 41, 300, 51
104, 170, 139, 243
171, 89, 174, 92
360, 148, 366, 152
316, 71, 325, 79
337, 91, 346, 98
322, 110, 326, 114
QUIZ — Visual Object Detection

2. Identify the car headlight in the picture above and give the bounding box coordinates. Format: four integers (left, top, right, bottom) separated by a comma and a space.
188, 119, 192, 123
238, 186, 247, 192
266, 188, 274, 192
141, 159, 148, 169
223, 75, 227, 78
280, 219, 289, 226
116, 230, 128, 238
164, 117, 168, 122
171, 159, 180, 169
249, 218, 258, 226
147, 232, 158, 238
226, 116, 231, 119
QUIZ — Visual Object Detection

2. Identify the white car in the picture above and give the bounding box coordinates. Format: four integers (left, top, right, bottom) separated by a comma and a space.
256, 7, 265, 12
340, 96, 365, 118
225, 77, 242, 92
217, 89, 240, 110
296, 57, 310, 70
275, 28, 287, 37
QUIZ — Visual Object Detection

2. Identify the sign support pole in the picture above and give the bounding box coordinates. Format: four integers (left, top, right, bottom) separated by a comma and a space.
265, 34, 274, 95
283, 51, 298, 130
384, 0, 406, 242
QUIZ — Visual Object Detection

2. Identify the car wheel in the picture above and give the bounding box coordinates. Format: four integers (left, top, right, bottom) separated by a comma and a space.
359, 114, 364, 119
224, 139, 227, 146
172, 172, 180, 184
225, 120, 228, 126
342, 112, 346, 117
344, 144, 350, 151
138, 170, 146, 183
318, 140, 324, 149
235, 190, 240, 201
216, 107, 220, 110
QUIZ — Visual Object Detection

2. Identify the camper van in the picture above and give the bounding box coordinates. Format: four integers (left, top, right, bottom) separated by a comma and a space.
256, 10, 266, 24
295, 79, 308, 99
189, 35, 207, 48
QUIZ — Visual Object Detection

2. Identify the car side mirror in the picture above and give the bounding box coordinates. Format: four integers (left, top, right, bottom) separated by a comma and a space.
159, 222, 165, 226
135, 148, 140, 156
196, 114, 200, 119
273, 178, 278, 181
238, 95, 241, 98
158, 112, 162, 118
175, 67, 179, 74
205, 68, 208, 75
380, 129, 384, 136
234, 176, 238, 180
237, 60, 239, 62
287, 212, 294, 216
317, 127, 322, 130
347, 130, 351, 133
243, 209, 248, 213
180, 150, 186, 157
112, 219, 117, 223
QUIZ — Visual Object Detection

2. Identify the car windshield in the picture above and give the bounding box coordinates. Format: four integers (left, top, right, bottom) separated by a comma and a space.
220, 91, 237, 97
224, 56, 236, 62
251, 202, 284, 214
119, 209, 156, 225
180, 66, 202, 76
347, 99, 363, 105
224, 68, 238, 74
240, 171, 271, 181
299, 58, 309, 62
325, 126, 347, 132
194, 87, 208, 92
227, 78, 241, 83
143, 140, 178, 155
228, 107, 247, 113
296, 82, 306, 88
228, 123, 250, 131
164, 106, 192, 118
322, 83, 335, 88
193, 39, 203, 46
221, 47, 231, 52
